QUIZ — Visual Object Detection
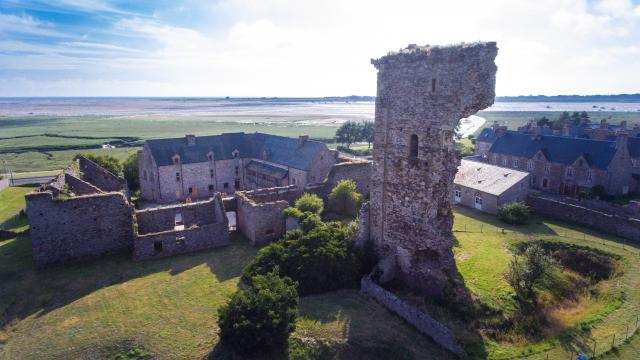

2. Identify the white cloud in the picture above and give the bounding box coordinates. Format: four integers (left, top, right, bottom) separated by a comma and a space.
0, 13, 69, 38
2, 0, 640, 96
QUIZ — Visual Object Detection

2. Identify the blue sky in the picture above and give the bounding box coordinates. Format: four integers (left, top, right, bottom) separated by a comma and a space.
1, 0, 639, 96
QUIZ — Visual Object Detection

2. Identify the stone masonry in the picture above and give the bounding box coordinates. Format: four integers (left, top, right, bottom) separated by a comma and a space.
369, 43, 498, 296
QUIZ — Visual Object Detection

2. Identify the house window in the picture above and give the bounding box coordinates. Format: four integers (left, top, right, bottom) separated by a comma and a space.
586, 170, 593, 182
223, 182, 229, 189
502, 157, 508, 166
235, 179, 240, 189
544, 164, 550, 174
527, 160, 533, 171
530, 176, 536, 186
431, 78, 437, 92
474, 195, 483, 210
454, 189, 462, 202
542, 178, 549, 188
188, 187, 193, 194
210, 169, 214, 178
513, 159, 519, 168
492, 155, 497, 164
208, 153, 213, 161
176, 172, 181, 182
173, 157, 180, 165
409, 134, 418, 158
632, 159, 640, 167
208, 184, 214, 192
235, 166, 239, 176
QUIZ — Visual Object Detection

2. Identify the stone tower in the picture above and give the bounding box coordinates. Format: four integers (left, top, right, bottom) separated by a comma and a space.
369, 43, 498, 296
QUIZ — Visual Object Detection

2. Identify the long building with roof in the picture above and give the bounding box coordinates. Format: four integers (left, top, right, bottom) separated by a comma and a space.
475, 123, 637, 197
138, 133, 337, 203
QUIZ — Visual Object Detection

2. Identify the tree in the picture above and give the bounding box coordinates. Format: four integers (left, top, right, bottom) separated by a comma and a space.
497, 202, 530, 225
580, 111, 590, 123
536, 116, 551, 127
327, 179, 362, 217
360, 121, 374, 149
504, 243, 556, 311
218, 271, 299, 354
81, 153, 123, 176
335, 121, 360, 148
294, 193, 324, 214
570, 111, 582, 126
122, 152, 139, 191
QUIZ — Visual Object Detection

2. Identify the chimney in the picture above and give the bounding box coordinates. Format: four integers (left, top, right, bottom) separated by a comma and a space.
600, 119, 608, 129
298, 135, 309, 146
620, 120, 627, 130
491, 121, 500, 131
186, 134, 196, 146
616, 131, 628, 150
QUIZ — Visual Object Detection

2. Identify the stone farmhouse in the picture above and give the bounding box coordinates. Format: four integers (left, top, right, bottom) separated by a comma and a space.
475, 123, 637, 197
453, 157, 529, 214
137, 132, 337, 203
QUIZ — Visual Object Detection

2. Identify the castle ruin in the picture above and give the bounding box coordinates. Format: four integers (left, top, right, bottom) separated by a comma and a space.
369, 43, 498, 296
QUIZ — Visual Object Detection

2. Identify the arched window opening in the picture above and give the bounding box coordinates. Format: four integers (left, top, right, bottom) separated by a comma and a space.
409, 134, 419, 158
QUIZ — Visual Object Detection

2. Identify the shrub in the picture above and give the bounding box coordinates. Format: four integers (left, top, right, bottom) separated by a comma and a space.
327, 179, 362, 217
497, 202, 530, 225
242, 216, 363, 295
294, 193, 324, 214
218, 271, 299, 354
122, 152, 139, 191
590, 185, 608, 200
504, 243, 556, 312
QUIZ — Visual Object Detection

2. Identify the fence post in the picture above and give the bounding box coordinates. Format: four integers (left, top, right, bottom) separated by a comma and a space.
480, 224, 483, 233
592, 339, 596, 359
612, 334, 615, 348
626, 323, 630, 339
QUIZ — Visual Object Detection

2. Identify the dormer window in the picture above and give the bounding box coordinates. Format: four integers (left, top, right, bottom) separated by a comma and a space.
544, 164, 550, 174
565, 167, 574, 178
527, 160, 533, 171
232, 149, 239, 158
409, 134, 418, 158
172, 155, 180, 165
207, 152, 214, 161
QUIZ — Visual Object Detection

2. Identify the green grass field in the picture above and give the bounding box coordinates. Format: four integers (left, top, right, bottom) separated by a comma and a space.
1, 186, 640, 359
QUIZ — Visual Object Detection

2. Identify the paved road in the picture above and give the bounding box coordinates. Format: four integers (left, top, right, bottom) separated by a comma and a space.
10, 176, 55, 185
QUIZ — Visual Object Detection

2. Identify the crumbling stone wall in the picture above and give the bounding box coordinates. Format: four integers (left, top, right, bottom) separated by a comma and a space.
64, 173, 103, 196
360, 276, 464, 356
527, 194, 640, 243
78, 155, 129, 196
134, 194, 229, 260
26, 191, 134, 267
369, 43, 498, 295
236, 185, 299, 245
304, 160, 372, 199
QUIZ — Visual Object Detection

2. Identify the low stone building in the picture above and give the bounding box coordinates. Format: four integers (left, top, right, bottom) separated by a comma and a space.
138, 132, 337, 203
26, 156, 135, 268
453, 157, 529, 214
236, 185, 300, 246
476, 125, 636, 197
134, 195, 229, 260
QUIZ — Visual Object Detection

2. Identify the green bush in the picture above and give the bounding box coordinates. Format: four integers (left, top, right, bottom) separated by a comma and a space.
294, 193, 324, 214
218, 271, 299, 354
497, 202, 530, 225
327, 179, 362, 217
242, 215, 364, 295
590, 185, 608, 200
122, 152, 139, 191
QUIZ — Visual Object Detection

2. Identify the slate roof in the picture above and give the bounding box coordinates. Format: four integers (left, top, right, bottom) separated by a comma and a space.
488, 130, 618, 170
628, 137, 640, 158
246, 160, 288, 179
146, 133, 325, 171
454, 158, 529, 196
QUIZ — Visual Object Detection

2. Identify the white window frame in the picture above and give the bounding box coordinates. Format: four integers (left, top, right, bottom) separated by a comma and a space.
513, 159, 519, 168
527, 160, 533, 171
454, 189, 462, 202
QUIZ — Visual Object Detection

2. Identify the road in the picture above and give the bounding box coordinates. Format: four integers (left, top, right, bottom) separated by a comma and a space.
10, 176, 55, 185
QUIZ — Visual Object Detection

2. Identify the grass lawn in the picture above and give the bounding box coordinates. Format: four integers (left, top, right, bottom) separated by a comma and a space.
452, 206, 640, 359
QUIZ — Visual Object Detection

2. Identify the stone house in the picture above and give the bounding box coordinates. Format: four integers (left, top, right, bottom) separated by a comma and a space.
138, 133, 337, 203
476, 125, 636, 197
453, 158, 529, 214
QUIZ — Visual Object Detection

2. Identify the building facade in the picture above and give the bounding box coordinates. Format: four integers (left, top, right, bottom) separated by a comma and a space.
453, 158, 529, 214
476, 124, 636, 197
138, 133, 337, 203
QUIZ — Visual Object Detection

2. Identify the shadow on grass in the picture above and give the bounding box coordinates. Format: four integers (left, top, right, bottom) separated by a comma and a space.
0, 234, 258, 334
453, 205, 559, 237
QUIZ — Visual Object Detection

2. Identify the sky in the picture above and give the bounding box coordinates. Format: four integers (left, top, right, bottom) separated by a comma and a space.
0, 0, 639, 97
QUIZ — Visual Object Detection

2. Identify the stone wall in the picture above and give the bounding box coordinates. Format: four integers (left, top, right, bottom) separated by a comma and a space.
236, 185, 299, 246
134, 193, 229, 260
527, 194, 640, 243
136, 197, 222, 235
304, 160, 372, 199
64, 173, 103, 196
369, 43, 498, 296
26, 191, 134, 267
78, 156, 128, 195
360, 276, 464, 356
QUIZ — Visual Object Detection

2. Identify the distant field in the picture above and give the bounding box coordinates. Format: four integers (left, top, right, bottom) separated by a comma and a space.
1, 110, 639, 172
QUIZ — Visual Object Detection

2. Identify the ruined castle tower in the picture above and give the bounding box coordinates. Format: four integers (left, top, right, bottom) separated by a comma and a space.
369, 43, 498, 295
